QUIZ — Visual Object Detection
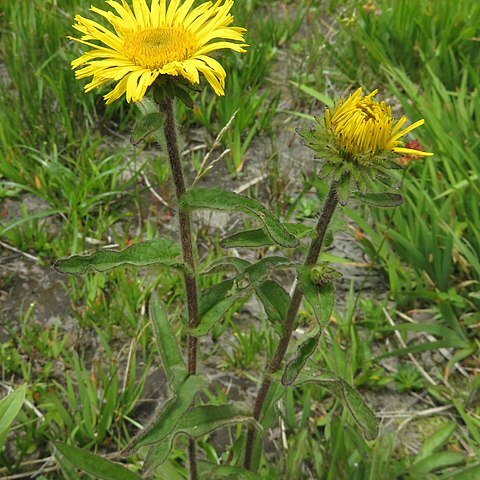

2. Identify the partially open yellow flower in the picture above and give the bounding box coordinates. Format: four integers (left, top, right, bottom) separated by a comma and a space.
325, 88, 433, 158
299, 87, 433, 197
69, 0, 247, 104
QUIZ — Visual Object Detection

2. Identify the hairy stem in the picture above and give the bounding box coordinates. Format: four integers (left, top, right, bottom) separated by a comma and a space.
160, 97, 199, 480
244, 183, 339, 470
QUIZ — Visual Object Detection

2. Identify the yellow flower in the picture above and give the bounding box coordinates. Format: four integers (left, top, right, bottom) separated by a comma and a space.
325, 88, 433, 158
69, 0, 247, 104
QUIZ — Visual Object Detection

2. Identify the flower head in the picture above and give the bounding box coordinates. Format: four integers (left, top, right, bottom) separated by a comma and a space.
325, 88, 432, 159
300, 88, 432, 198
69, 0, 247, 104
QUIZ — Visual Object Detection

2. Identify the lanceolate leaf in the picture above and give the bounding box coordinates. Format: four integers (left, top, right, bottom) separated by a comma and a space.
124, 374, 209, 454
193, 283, 244, 336
202, 257, 251, 275
0, 386, 25, 449
54, 239, 184, 274
297, 267, 335, 328
181, 188, 298, 248
296, 370, 378, 440
221, 223, 314, 248
260, 381, 286, 428
244, 256, 291, 283
149, 293, 187, 392
199, 280, 236, 318
282, 333, 320, 386
221, 228, 274, 248
55, 443, 141, 480
192, 257, 293, 336
178, 404, 255, 438
255, 280, 290, 336
144, 404, 257, 473
130, 112, 164, 145
352, 191, 404, 207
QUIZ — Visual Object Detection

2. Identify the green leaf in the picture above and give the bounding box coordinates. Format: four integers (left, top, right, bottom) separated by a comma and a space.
415, 422, 456, 462
297, 267, 335, 328
130, 112, 164, 146
199, 280, 235, 317
144, 404, 256, 473
244, 256, 291, 283
411, 452, 465, 473
193, 280, 243, 336
221, 228, 274, 248
192, 257, 292, 336
149, 293, 187, 392
337, 174, 351, 205
282, 333, 320, 386
441, 464, 480, 479
221, 224, 314, 248
352, 191, 404, 207
124, 374, 209, 454
143, 441, 172, 474
255, 280, 290, 336
54, 239, 183, 274
174, 84, 195, 109
181, 188, 298, 248
0, 386, 26, 448
202, 257, 251, 275
55, 443, 141, 480
296, 370, 378, 440
178, 404, 255, 438
289, 81, 335, 108
260, 381, 286, 428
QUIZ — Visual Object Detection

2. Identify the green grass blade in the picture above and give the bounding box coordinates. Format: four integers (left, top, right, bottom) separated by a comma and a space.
0, 386, 26, 448
55, 443, 141, 480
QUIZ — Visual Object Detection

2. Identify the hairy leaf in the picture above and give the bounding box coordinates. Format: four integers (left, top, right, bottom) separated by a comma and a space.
296, 370, 378, 440
297, 267, 335, 328
149, 293, 187, 392
352, 191, 404, 207
181, 188, 298, 247
54, 239, 183, 274
193, 282, 244, 336
256, 280, 290, 336
130, 112, 164, 145
282, 333, 320, 385
221, 223, 314, 248
202, 257, 251, 275
144, 404, 256, 473
124, 374, 209, 454
192, 257, 292, 336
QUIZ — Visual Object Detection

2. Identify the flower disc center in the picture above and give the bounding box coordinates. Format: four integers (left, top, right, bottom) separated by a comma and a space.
124, 27, 195, 69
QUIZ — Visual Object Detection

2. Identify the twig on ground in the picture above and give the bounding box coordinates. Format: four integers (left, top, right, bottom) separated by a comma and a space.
192, 110, 238, 185
383, 308, 438, 387
0, 240, 39, 262
141, 171, 169, 207
234, 173, 268, 194
396, 310, 470, 378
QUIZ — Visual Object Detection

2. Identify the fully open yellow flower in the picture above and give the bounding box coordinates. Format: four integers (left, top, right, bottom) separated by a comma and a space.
325, 88, 433, 158
69, 0, 247, 104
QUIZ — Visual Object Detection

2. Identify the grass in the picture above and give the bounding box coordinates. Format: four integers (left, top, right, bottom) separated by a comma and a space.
1, 0, 480, 478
